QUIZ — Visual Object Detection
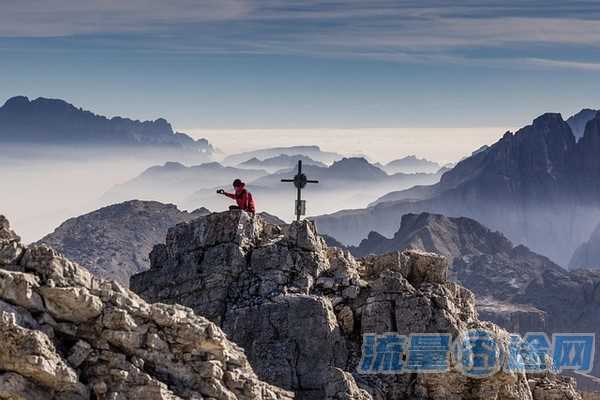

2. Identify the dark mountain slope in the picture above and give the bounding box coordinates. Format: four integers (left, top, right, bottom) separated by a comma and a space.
315, 112, 600, 265
0, 96, 214, 156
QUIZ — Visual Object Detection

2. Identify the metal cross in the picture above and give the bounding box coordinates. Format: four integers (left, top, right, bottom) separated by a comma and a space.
281, 160, 319, 221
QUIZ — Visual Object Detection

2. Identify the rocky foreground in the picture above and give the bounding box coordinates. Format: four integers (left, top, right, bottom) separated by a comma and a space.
0, 214, 293, 400
132, 210, 583, 400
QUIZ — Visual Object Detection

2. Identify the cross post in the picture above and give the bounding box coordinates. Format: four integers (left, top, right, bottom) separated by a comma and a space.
281, 160, 319, 221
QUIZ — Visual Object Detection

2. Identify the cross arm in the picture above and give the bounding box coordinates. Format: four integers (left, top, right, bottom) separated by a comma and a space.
281, 179, 295, 182
307, 180, 319, 183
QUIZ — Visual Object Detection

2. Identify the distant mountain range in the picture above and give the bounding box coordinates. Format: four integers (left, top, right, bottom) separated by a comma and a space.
222, 145, 343, 165
0, 96, 215, 157
102, 161, 268, 204
314, 110, 600, 266
380, 155, 441, 174
184, 157, 445, 220
38, 200, 210, 285
237, 154, 326, 172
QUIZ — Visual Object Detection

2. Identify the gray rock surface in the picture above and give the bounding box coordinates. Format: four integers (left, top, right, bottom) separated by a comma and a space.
39, 200, 210, 286
132, 210, 583, 400
345, 212, 600, 386
0, 213, 294, 400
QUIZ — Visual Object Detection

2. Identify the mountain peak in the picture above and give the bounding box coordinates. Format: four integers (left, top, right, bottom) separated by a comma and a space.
1, 95, 30, 110
567, 108, 599, 140
532, 112, 565, 129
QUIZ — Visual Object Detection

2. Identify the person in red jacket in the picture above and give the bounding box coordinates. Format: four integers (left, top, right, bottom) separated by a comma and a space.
217, 179, 256, 214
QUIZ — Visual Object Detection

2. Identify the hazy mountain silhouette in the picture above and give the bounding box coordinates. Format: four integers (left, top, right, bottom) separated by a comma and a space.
0, 96, 214, 156
222, 145, 343, 165
184, 157, 444, 221
237, 154, 326, 172
314, 110, 600, 265
383, 155, 441, 174
103, 161, 268, 205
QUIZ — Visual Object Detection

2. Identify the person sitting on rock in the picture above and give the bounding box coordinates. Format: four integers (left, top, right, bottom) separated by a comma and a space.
217, 179, 256, 214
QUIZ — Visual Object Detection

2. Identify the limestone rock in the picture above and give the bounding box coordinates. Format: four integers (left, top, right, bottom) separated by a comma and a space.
132, 211, 583, 400
0, 215, 294, 400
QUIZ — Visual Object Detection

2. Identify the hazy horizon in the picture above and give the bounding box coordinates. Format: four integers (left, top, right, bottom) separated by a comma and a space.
188, 126, 509, 164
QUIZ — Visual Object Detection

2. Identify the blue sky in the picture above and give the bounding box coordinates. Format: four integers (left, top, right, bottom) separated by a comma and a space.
1, 0, 600, 131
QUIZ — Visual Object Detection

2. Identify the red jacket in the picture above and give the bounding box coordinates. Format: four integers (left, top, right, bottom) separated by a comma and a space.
225, 186, 256, 213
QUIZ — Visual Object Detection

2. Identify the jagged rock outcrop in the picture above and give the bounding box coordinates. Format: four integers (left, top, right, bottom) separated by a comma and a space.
0, 214, 294, 400
344, 212, 600, 384
132, 210, 583, 400
314, 111, 600, 266
39, 201, 210, 286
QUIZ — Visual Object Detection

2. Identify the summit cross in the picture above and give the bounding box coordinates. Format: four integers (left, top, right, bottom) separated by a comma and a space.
280, 160, 319, 221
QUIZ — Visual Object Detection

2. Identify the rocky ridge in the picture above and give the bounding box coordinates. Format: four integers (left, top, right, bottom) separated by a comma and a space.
0, 214, 294, 400
39, 200, 210, 286
131, 210, 583, 400
344, 212, 600, 384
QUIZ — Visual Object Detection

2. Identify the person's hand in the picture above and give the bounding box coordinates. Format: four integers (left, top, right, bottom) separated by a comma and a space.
216, 189, 225, 195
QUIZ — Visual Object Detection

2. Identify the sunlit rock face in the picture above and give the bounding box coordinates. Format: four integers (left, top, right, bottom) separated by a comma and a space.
132, 210, 583, 400
0, 214, 294, 400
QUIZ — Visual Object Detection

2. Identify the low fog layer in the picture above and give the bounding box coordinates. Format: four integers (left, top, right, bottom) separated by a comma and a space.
1, 144, 446, 243
1, 145, 212, 243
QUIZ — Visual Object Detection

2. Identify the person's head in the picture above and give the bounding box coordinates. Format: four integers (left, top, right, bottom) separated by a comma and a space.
233, 179, 245, 191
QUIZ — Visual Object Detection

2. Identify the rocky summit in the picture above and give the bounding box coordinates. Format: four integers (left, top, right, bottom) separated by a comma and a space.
131, 210, 583, 400
0, 214, 294, 400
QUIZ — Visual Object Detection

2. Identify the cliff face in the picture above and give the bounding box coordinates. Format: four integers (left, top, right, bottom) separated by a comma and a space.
314, 112, 600, 266
39, 200, 210, 286
0, 214, 293, 400
131, 210, 582, 400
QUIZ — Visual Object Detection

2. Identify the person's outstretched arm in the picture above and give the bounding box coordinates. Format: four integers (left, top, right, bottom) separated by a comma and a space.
217, 189, 236, 199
